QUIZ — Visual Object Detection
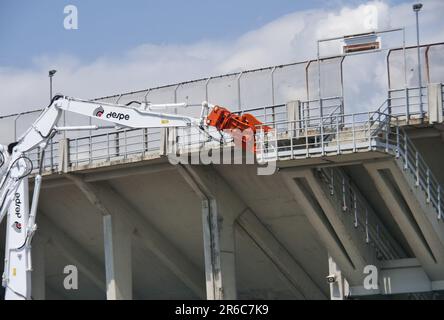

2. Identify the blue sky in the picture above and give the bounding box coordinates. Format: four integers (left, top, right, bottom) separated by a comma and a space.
1, 0, 411, 68
0, 0, 442, 114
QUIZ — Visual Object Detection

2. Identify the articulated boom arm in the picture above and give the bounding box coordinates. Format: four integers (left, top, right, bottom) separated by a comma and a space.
0, 95, 269, 299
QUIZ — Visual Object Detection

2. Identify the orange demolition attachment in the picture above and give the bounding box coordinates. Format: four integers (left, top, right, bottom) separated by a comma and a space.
206, 105, 272, 152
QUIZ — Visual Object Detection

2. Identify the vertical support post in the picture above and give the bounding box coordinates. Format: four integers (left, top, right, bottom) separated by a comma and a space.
353, 193, 358, 228
201, 199, 236, 300
404, 134, 408, 170
103, 214, 132, 300
404, 87, 410, 123
426, 169, 430, 203
352, 114, 356, 152
270, 67, 276, 106
415, 10, 424, 121
237, 72, 243, 111
365, 208, 369, 243
336, 116, 340, 154
415, 151, 420, 186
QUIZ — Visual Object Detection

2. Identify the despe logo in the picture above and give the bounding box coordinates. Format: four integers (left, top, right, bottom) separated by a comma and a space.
93, 106, 130, 121
12, 221, 22, 233
93, 106, 104, 117
13, 193, 22, 233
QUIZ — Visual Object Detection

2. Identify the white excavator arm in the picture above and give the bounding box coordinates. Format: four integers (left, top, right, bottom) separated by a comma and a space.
0, 95, 210, 299
0, 94, 270, 300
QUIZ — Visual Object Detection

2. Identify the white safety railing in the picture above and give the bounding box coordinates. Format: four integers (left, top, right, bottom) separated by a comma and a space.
316, 167, 402, 260
387, 86, 428, 120
255, 109, 391, 161
394, 124, 443, 220
68, 128, 162, 168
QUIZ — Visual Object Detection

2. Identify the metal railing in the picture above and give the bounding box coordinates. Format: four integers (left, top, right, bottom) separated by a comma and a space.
68, 128, 162, 168
255, 109, 391, 161
394, 124, 443, 220
316, 167, 402, 260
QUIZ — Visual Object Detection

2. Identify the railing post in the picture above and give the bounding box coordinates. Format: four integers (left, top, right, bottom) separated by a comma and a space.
116, 132, 120, 157
305, 108, 309, 158
415, 151, 419, 186
405, 87, 410, 123
352, 114, 356, 152
143, 128, 148, 154
336, 116, 340, 154
426, 168, 430, 203
404, 133, 408, 170
353, 193, 358, 228
270, 67, 276, 106
320, 119, 325, 156
50, 138, 54, 172
367, 112, 371, 151
89, 135, 92, 165
365, 208, 369, 244
396, 125, 400, 158
124, 130, 128, 159
438, 185, 442, 220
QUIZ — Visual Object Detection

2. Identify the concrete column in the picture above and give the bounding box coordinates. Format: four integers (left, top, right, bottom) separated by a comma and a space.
103, 214, 132, 300
427, 83, 443, 123
58, 138, 69, 173
202, 199, 237, 300
31, 236, 46, 300
178, 165, 237, 300
286, 100, 301, 138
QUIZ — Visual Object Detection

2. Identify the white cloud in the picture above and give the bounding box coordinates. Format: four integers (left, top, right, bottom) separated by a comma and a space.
0, 0, 443, 117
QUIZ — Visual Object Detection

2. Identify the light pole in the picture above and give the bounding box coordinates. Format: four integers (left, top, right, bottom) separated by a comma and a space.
48, 69, 57, 102
413, 3, 423, 120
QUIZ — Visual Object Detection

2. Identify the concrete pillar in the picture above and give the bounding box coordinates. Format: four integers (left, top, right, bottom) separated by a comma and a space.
286, 100, 301, 138
202, 199, 237, 300
178, 166, 237, 300
31, 236, 46, 300
58, 138, 69, 173
103, 214, 132, 300
427, 83, 443, 123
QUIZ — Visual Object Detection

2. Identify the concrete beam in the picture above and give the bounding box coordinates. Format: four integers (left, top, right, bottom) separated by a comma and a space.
66, 173, 205, 299
303, 169, 379, 275
388, 160, 444, 259
281, 169, 359, 283
364, 161, 444, 280
40, 162, 175, 189
237, 209, 326, 299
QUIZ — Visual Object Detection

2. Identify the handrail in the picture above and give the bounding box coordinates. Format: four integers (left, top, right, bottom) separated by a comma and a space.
316, 167, 401, 260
